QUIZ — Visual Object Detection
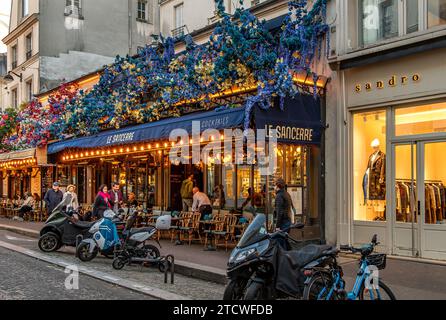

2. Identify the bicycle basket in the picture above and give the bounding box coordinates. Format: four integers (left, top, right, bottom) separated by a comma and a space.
366, 254, 386, 270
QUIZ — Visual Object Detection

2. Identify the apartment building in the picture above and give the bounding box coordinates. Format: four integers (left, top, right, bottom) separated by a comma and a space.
1, 0, 159, 110
331, 0, 446, 261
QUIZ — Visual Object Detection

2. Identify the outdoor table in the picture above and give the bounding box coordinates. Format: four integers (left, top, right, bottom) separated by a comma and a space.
200, 220, 219, 251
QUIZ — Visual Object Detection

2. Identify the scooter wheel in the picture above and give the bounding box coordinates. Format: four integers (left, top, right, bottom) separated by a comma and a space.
112, 257, 127, 270
77, 242, 98, 262
38, 232, 60, 252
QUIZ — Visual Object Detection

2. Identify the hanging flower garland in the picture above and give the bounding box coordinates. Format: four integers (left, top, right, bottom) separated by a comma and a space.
0, 108, 18, 153
60, 0, 329, 137
4, 83, 79, 148
3, 0, 329, 149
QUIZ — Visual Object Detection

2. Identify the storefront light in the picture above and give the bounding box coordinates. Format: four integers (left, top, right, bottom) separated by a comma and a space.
101, 151, 105, 155
96, 151, 100, 155
148, 144, 151, 150
164, 142, 168, 148
120, 148, 124, 153
156, 143, 159, 148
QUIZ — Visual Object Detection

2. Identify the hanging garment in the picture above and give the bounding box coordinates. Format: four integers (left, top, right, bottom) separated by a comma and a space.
366, 150, 386, 200
363, 170, 369, 205
439, 184, 446, 220
425, 185, 433, 224
428, 185, 437, 224
433, 184, 443, 222
395, 184, 403, 221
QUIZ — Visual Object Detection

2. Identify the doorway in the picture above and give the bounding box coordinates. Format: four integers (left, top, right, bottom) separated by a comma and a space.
392, 140, 446, 260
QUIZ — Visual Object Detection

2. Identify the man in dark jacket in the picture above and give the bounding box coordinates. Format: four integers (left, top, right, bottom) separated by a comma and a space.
274, 178, 292, 232
44, 182, 64, 214
108, 182, 124, 213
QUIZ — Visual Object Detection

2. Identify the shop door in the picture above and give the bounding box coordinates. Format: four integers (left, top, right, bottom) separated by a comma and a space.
392, 143, 419, 257
392, 141, 446, 260
420, 141, 446, 260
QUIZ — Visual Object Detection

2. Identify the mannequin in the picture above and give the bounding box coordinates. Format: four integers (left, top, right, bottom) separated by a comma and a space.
363, 139, 386, 220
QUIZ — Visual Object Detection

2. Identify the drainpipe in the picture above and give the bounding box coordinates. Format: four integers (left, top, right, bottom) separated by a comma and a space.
154, 0, 161, 37
128, 0, 133, 55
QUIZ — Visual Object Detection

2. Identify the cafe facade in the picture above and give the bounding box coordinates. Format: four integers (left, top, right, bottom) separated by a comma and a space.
46, 90, 329, 242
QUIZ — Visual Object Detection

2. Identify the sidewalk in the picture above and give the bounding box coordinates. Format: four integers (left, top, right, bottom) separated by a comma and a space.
0, 217, 230, 283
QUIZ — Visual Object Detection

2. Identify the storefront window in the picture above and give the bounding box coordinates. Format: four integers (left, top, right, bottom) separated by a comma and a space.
285, 145, 304, 186
238, 165, 251, 204
428, 0, 446, 28
407, 0, 419, 33
395, 144, 417, 223
395, 102, 446, 136
224, 165, 234, 201
353, 110, 387, 222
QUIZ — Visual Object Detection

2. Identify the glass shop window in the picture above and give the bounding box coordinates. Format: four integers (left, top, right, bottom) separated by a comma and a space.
395, 101, 446, 136
353, 110, 387, 222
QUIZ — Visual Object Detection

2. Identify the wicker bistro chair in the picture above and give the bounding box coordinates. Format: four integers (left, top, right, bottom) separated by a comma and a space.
178, 212, 202, 245
170, 212, 191, 243
207, 214, 238, 251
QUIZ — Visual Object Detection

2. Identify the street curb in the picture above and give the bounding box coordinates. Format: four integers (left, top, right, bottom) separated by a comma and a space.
0, 223, 228, 285
0, 240, 190, 300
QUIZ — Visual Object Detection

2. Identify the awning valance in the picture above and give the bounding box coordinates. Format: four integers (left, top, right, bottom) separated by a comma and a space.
48, 107, 246, 154
0, 148, 36, 162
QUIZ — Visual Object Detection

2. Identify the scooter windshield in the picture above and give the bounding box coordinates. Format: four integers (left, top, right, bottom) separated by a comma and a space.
46, 194, 72, 223
237, 214, 268, 248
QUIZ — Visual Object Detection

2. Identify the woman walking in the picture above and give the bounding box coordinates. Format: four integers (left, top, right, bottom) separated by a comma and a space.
93, 184, 112, 219
63, 184, 79, 211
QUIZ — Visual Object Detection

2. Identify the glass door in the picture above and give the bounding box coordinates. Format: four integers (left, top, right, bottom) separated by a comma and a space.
420, 141, 446, 260
392, 143, 419, 257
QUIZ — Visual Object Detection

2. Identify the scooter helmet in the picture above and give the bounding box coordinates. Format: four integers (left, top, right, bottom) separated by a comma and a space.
156, 215, 172, 230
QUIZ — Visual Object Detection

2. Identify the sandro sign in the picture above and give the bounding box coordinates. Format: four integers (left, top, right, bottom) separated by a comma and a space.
355, 74, 421, 93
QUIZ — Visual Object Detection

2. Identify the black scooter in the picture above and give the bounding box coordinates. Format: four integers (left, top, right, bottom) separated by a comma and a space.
38, 194, 95, 252
223, 214, 336, 300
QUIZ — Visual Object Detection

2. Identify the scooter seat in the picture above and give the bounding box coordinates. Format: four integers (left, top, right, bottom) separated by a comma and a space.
72, 220, 96, 229
129, 227, 155, 236
285, 244, 334, 269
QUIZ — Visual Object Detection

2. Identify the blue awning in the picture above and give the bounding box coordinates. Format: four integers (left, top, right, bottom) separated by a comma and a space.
48, 107, 246, 154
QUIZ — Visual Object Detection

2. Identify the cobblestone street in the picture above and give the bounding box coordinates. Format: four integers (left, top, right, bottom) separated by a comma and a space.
0, 246, 155, 300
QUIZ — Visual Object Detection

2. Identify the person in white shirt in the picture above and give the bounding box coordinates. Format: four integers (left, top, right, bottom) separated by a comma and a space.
14, 193, 39, 221
192, 187, 212, 219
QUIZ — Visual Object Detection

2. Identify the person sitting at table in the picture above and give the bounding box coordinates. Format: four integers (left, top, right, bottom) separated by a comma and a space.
127, 192, 138, 208
13, 193, 39, 222
192, 187, 212, 220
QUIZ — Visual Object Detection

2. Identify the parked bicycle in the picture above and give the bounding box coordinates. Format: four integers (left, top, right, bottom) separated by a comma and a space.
303, 235, 396, 300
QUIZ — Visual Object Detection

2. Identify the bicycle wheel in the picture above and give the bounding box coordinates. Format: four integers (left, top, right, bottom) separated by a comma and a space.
303, 272, 337, 300
359, 280, 396, 300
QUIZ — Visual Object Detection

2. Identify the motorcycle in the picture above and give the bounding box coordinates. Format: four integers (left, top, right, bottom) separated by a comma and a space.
38, 194, 94, 253
223, 213, 336, 300
76, 209, 125, 262
112, 213, 172, 271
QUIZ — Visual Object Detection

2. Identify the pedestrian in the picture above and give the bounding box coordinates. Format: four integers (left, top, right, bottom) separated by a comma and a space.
192, 187, 212, 220
274, 178, 293, 232
13, 192, 38, 222
108, 182, 124, 213
63, 184, 79, 212
180, 174, 194, 212
93, 184, 112, 219
44, 182, 64, 215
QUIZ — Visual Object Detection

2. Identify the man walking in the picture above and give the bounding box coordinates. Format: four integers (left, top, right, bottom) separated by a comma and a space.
180, 174, 194, 212
192, 187, 212, 219
44, 182, 64, 215
109, 182, 124, 213
274, 178, 293, 232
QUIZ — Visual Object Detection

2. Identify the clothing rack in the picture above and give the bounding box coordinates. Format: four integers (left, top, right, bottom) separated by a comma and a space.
396, 179, 443, 183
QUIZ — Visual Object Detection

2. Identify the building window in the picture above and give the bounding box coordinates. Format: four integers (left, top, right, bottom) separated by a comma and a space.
172, 3, 185, 37
22, 0, 29, 18
137, 1, 147, 21
353, 110, 387, 222
26, 33, 32, 60
26, 80, 33, 102
65, 0, 83, 18
11, 45, 17, 69
428, 0, 446, 28
359, 0, 399, 46
11, 88, 18, 109
406, 0, 419, 33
